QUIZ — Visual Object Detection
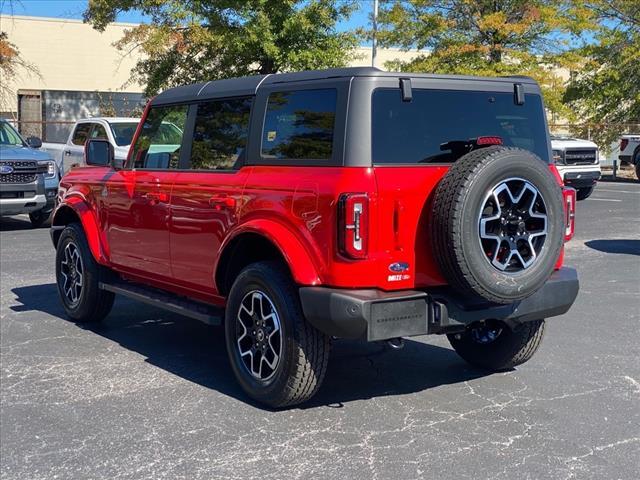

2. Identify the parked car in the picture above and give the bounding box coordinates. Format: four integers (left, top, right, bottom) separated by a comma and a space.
0, 119, 59, 227
550, 135, 601, 200
41, 117, 141, 174
51, 68, 579, 407
619, 134, 640, 180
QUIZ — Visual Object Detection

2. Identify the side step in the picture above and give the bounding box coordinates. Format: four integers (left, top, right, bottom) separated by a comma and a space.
99, 281, 223, 326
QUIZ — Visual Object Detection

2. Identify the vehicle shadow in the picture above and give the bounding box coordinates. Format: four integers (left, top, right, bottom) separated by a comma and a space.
0, 215, 36, 231
11, 283, 490, 409
599, 174, 639, 184
585, 239, 640, 256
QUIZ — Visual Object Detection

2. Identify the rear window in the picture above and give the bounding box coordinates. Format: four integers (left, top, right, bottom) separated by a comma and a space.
262, 89, 336, 160
372, 89, 549, 164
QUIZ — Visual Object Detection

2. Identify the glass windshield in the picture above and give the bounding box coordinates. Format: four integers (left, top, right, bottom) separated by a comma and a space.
0, 121, 25, 146
109, 122, 139, 146
372, 89, 550, 164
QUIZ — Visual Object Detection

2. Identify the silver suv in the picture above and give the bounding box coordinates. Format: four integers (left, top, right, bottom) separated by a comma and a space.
0, 119, 59, 227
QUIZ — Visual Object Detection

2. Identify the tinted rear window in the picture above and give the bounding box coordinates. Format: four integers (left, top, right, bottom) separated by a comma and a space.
262, 89, 336, 160
372, 89, 549, 164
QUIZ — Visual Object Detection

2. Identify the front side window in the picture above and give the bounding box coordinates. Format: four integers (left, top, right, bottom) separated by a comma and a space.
372, 89, 550, 164
262, 89, 336, 160
130, 105, 188, 169
190, 97, 252, 170
71, 123, 93, 146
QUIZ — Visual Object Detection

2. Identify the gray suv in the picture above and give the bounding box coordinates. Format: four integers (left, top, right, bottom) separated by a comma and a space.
0, 119, 59, 227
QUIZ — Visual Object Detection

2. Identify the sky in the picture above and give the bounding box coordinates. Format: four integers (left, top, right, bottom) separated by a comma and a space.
0, 0, 374, 31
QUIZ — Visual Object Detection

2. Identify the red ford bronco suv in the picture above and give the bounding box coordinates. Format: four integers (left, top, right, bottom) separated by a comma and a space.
51, 68, 579, 407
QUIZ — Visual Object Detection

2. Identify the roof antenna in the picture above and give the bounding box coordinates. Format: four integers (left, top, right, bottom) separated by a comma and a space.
372, 0, 379, 68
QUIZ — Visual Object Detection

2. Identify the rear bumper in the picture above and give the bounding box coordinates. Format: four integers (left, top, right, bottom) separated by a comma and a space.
299, 267, 579, 341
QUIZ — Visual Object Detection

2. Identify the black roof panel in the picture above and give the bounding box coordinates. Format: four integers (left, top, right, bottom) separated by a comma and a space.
151, 67, 537, 105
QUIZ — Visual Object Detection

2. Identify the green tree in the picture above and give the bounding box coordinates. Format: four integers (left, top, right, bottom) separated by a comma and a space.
564, 0, 640, 144
374, 0, 594, 120
84, 0, 359, 96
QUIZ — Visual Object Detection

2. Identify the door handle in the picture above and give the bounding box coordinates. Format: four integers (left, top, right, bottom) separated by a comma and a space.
209, 194, 236, 210
64, 150, 72, 156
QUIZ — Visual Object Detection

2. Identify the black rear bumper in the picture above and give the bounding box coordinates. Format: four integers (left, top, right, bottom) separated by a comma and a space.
299, 267, 579, 341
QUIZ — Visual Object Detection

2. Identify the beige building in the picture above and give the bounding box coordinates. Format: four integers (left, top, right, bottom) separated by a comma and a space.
0, 15, 422, 116
0, 15, 143, 115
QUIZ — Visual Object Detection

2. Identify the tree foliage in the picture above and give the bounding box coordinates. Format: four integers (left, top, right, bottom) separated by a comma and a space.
84, 0, 359, 96
564, 0, 640, 142
375, 0, 595, 120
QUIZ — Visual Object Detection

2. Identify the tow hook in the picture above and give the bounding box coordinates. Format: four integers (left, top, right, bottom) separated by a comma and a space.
386, 337, 405, 350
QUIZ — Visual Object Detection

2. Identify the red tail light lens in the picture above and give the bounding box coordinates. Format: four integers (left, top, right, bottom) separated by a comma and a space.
476, 136, 503, 146
338, 193, 368, 259
620, 138, 629, 152
563, 187, 576, 241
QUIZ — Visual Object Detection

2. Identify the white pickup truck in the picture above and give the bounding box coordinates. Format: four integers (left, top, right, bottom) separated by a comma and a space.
41, 117, 140, 174
619, 134, 640, 180
550, 135, 601, 200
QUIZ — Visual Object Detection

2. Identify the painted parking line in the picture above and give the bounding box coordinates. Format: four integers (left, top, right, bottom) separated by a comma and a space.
586, 198, 622, 202
595, 188, 639, 194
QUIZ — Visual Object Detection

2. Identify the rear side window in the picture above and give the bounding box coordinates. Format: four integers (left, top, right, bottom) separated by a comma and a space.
190, 97, 252, 170
262, 89, 336, 160
372, 89, 549, 164
71, 123, 92, 146
130, 105, 188, 169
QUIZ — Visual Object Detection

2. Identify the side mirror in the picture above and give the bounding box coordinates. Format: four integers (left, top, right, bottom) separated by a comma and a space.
26, 136, 42, 149
85, 139, 115, 167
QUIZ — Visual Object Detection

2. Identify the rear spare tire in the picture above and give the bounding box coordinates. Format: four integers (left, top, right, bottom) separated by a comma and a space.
431, 146, 564, 304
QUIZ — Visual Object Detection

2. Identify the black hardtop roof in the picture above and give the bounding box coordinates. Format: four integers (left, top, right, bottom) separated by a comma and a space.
151, 67, 537, 106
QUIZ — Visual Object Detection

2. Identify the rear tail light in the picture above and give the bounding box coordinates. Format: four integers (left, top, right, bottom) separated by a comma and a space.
620, 138, 629, 152
338, 193, 368, 259
475, 136, 503, 146
563, 187, 576, 241
549, 164, 564, 185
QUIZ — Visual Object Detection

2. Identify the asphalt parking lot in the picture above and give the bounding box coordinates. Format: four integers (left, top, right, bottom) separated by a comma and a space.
1, 181, 639, 480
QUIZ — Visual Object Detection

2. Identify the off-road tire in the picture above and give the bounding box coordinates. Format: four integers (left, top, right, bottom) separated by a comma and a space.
55, 223, 114, 323
447, 319, 545, 371
29, 208, 52, 228
225, 261, 330, 408
576, 186, 595, 201
431, 146, 565, 304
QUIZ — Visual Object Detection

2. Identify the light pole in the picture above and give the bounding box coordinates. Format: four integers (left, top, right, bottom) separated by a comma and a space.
372, 0, 379, 67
